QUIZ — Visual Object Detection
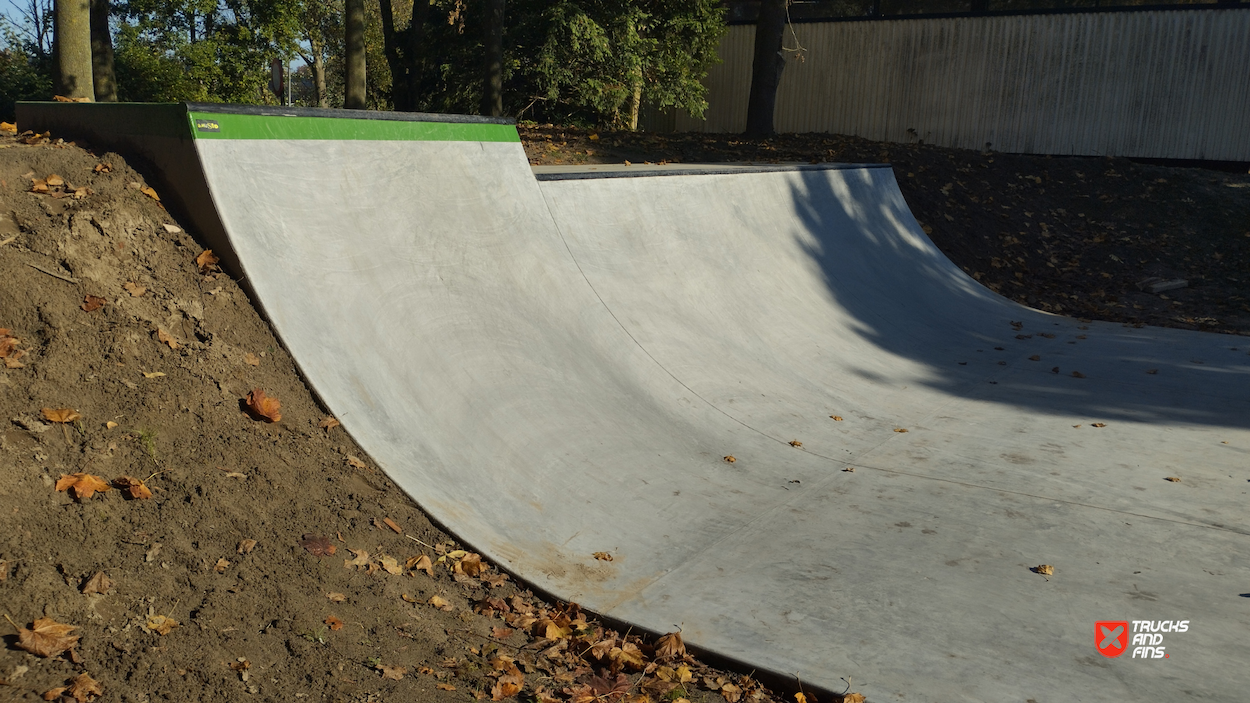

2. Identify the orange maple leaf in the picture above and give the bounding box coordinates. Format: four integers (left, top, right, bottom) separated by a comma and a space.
245, 389, 281, 422
195, 249, 220, 273
325, 616, 344, 631
56, 473, 111, 501
112, 476, 153, 500
16, 617, 79, 657
42, 408, 81, 423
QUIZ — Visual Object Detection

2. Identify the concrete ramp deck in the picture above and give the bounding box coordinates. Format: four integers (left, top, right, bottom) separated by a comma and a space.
20, 103, 1250, 703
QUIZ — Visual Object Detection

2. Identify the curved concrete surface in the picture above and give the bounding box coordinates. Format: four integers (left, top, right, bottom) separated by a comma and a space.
22, 104, 1248, 702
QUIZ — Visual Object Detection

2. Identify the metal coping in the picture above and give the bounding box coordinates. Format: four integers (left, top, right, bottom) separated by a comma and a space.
726, 2, 1249, 25
534, 163, 893, 181
182, 102, 513, 125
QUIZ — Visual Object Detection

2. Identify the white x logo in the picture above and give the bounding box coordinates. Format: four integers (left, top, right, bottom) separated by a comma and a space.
1099, 625, 1124, 649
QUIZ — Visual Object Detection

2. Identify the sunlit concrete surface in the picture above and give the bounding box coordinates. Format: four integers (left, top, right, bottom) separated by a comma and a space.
191, 136, 1250, 703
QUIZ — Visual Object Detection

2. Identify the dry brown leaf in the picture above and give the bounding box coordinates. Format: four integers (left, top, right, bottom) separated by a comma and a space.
214, 558, 230, 573
299, 534, 336, 557
319, 417, 341, 432
195, 249, 220, 273
1071, 371, 1086, 378
1034, 564, 1055, 576
230, 659, 250, 672
408, 554, 434, 575
459, 553, 485, 577
1091, 422, 1106, 428
344, 548, 370, 568
893, 428, 909, 433
610, 640, 646, 670
1164, 476, 1181, 483
140, 186, 160, 201
378, 664, 406, 681
675, 665, 692, 684
243, 352, 260, 366
237, 539, 257, 555
55, 473, 111, 501
429, 594, 454, 611
831, 415, 843, 421
81, 571, 112, 595
93, 162, 111, 173
17, 617, 79, 657
492, 626, 515, 639
0, 121, 14, 133
65, 672, 103, 702
123, 281, 145, 297
324, 616, 344, 631
842, 694, 866, 703
379, 555, 403, 575
437, 683, 457, 691
720, 683, 742, 703
42, 408, 81, 423
80, 295, 106, 312
245, 388, 281, 422
656, 631, 685, 659
142, 371, 165, 378
45, 174, 64, 187
157, 328, 179, 350
491, 663, 524, 700
112, 475, 152, 500
401, 593, 418, 603
146, 614, 178, 635
326, 592, 346, 603
723, 455, 735, 463
42, 686, 67, 701
346, 455, 367, 469
789, 440, 803, 447
382, 517, 402, 534
593, 551, 613, 562
843, 466, 855, 472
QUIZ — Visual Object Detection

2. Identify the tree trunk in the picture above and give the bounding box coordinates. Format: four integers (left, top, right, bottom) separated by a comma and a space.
744, 0, 787, 138
55, 0, 94, 99
480, 0, 505, 116
379, 0, 428, 111
89, 0, 115, 101
312, 42, 327, 108
344, 0, 367, 109
627, 74, 642, 131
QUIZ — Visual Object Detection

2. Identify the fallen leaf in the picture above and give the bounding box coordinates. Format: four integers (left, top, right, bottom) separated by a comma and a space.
346, 455, 366, 469
123, 281, 145, 297
830, 415, 843, 421
609, 640, 646, 670
42, 687, 67, 701
55, 473, 111, 501
140, 186, 160, 201
429, 594, 454, 611
45, 174, 64, 187
593, 551, 613, 562
1033, 564, 1055, 576
1028, 355, 1041, 361
492, 626, 515, 639
146, 614, 178, 635
112, 476, 152, 500
299, 534, 336, 557
326, 592, 346, 603
1164, 476, 1181, 483
0, 121, 14, 133
723, 455, 735, 463
0, 663, 28, 684
243, 352, 260, 366
245, 388, 281, 422
93, 162, 111, 173
893, 428, 909, 433
842, 466, 855, 472
843, 694, 866, 703
721, 683, 742, 702
401, 593, 418, 603
142, 371, 165, 378
42, 408, 81, 423
379, 554, 403, 575
1091, 422, 1106, 428
65, 673, 103, 702
437, 683, 457, 691
656, 630, 685, 659
319, 417, 341, 432
157, 328, 179, 350
214, 558, 230, 573
230, 659, 250, 672
794, 693, 811, 703
491, 663, 524, 700
325, 616, 344, 631
195, 249, 219, 273
378, 664, 406, 680
16, 617, 79, 657
407, 554, 434, 575
80, 295, 106, 312
789, 440, 803, 447
237, 539, 257, 554
382, 517, 402, 534
675, 665, 692, 683
105, 421, 118, 429
81, 572, 112, 595
1071, 371, 1086, 378
344, 548, 370, 569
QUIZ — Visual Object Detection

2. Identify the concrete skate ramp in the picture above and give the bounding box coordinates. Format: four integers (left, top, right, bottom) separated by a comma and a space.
19, 104, 1250, 703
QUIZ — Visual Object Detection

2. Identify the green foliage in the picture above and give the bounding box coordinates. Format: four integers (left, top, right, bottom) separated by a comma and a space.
0, 34, 53, 120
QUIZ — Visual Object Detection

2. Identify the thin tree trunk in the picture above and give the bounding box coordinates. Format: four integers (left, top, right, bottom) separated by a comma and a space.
379, 0, 428, 111
344, 0, 367, 109
55, 0, 94, 99
627, 74, 641, 131
313, 47, 327, 108
89, 0, 115, 101
480, 0, 505, 116
744, 0, 787, 138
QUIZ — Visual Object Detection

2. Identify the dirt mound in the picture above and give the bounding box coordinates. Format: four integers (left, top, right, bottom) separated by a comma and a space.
0, 134, 764, 703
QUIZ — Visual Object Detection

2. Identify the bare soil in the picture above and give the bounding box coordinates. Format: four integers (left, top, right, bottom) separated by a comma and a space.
0, 120, 1245, 703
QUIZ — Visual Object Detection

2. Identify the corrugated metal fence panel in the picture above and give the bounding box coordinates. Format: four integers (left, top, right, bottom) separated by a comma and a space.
655, 9, 1250, 161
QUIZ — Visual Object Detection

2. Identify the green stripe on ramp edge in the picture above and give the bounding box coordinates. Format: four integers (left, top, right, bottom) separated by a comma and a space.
187, 111, 519, 142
